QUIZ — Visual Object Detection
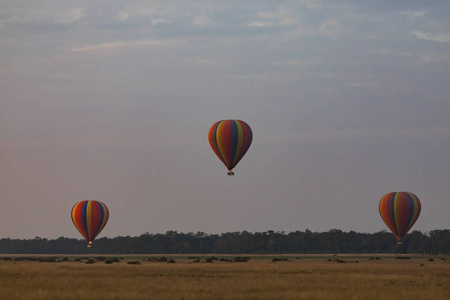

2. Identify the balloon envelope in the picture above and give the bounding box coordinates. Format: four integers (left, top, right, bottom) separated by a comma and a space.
208, 119, 253, 174
379, 192, 421, 242
71, 200, 109, 246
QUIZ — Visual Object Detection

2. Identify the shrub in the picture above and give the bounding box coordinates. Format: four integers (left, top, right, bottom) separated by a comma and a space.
233, 257, 250, 262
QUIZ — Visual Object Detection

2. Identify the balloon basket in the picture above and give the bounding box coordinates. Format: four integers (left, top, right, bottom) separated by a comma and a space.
227, 171, 234, 176
397, 241, 403, 245
87, 241, 92, 247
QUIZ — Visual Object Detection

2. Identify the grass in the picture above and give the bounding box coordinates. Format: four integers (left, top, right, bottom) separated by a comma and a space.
1, 255, 450, 299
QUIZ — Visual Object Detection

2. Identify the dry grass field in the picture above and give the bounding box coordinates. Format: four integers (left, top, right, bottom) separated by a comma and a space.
1, 255, 450, 300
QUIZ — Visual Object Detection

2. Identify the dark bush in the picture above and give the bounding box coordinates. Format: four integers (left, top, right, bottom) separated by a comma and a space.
233, 257, 250, 262
219, 258, 233, 262
271, 257, 292, 262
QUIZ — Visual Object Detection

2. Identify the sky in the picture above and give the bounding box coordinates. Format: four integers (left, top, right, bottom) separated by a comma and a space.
1, 0, 450, 240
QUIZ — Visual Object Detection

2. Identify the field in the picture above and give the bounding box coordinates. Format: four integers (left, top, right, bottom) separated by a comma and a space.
1, 254, 450, 299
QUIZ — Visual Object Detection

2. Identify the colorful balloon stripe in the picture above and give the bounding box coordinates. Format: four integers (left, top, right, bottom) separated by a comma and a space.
208, 120, 253, 172
71, 200, 109, 245
379, 192, 421, 242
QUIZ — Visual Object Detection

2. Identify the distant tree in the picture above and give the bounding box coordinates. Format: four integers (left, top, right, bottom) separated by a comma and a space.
0, 229, 448, 254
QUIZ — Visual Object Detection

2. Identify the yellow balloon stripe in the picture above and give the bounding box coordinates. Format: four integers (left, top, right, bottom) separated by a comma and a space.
86, 201, 92, 241
393, 193, 401, 238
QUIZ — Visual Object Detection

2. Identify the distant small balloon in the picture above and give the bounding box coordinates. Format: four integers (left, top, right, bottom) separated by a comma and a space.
71, 200, 109, 247
379, 192, 421, 244
208, 119, 253, 175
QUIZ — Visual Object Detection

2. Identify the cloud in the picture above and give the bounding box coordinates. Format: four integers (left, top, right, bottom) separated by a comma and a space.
151, 18, 170, 26
54, 8, 85, 24
260, 127, 450, 145
274, 58, 327, 67
345, 82, 379, 87
248, 22, 270, 28
413, 31, 450, 43
399, 10, 427, 18
319, 19, 347, 38
193, 15, 214, 27
372, 50, 413, 57
298, 0, 321, 9
231, 74, 271, 80
66, 39, 180, 53
249, 6, 300, 28
420, 52, 450, 63
66, 41, 130, 53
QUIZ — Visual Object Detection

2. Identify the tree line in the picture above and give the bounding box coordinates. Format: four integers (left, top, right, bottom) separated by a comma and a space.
1, 229, 449, 254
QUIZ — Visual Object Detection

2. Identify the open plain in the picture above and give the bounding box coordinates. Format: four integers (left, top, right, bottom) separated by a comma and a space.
1, 255, 450, 300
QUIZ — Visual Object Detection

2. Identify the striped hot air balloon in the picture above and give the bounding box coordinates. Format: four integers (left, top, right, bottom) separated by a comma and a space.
71, 200, 109, 247
208, 119, 253, 175
379, 192, 421, 244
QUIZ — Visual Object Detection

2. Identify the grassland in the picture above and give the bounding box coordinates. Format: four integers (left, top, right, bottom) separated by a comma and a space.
1, 254, 450, 299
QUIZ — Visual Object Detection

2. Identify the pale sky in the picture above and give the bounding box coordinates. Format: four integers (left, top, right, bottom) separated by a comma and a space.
1, 1, 450, 239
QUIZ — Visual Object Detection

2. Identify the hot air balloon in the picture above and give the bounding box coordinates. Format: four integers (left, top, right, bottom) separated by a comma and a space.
71, 200, 109, 247
208, 119, 253, 175
379, 192, 421, 244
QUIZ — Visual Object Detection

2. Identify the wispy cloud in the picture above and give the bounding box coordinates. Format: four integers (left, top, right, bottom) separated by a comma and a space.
345, 82, 378, 87
66, 39, 179, 53
193, 15, 214, 27
372, 50, 413, 57
420, 52, 450, 63
54, 8, 85, 24
319, 19, 347, 38
260, 127, 450, 145
248, 7, 300, 28
67, 41, 130, 53
298, 0, 321, 9
274, 58, 328, 67
248, 22, 270, 28
413, 31, 450, 43
399, 10, 427, 18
